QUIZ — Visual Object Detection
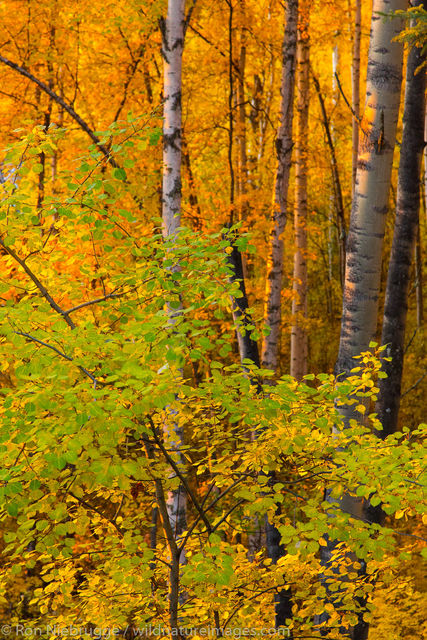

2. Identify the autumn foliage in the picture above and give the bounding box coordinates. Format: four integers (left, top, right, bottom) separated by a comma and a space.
0, 1, 425, 639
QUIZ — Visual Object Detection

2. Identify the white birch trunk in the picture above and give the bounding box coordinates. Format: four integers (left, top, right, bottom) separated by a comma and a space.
262, 0, 299, 372
318, 4, 406, 638
336, 0, 406, 380
290, 2, 310, 380
161, 0, 187, 548
162, 0, 185, 239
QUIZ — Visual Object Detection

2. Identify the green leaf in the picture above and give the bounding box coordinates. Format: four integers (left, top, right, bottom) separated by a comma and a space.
7, 503, 18, 517
113, 167, 127, 181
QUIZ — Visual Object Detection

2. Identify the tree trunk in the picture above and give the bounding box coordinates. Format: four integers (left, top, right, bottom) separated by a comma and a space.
335, 0, 406, 381
376, 0, 426, 439
352, 0, 361, 198
328, 45, 339, 289
236, 0, 249, 220
262, 0, 299, 372
318, 2, 406, 638
290, 0, 310, 380
162, 0, 185, 239
161, 0, 187, 628
226, 238, 260, 369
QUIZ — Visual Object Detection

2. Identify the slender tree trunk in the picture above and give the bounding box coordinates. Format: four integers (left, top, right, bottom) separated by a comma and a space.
290, 0, 310, 380
262, 0, 299, 372
263, 2, 299, 629
236, 0, 249, 220
257, 62, 275, 163
37, 25, 55, 219
160, 0, 187, 628
162, 0, 185, 239
376, 0, 426, 439
327, 46, 339, 289
182, 136, 202, 230
352, 0, 361, 198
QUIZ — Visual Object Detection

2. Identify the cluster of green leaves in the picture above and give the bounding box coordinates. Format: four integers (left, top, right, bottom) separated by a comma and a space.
386, 6, 427, 70
0, 126, 425, 638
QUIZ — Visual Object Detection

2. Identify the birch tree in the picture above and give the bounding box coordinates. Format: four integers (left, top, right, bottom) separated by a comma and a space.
335, 0, 406, 383
162, 0, 185, 240
262, 0, 299, 373
290, 0, 310, 381
377, 0, 426, 439
160, 0, 187, 626
319, 2, 406, 638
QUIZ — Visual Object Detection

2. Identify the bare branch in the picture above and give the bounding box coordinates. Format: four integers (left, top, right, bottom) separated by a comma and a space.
0, 53, 119, 168
63, 291, 127, 316
0, 237, 76, 330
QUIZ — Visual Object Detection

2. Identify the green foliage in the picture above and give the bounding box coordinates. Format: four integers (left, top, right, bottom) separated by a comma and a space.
385, 6, 427, 70
0, 127, 425, 636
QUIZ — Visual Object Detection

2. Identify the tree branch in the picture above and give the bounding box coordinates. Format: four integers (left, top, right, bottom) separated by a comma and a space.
15, 331, 106, 386
0, 53, 119, 169
63, 291, 129, 316
0, 237, 76, 329
148, 415, 212, 534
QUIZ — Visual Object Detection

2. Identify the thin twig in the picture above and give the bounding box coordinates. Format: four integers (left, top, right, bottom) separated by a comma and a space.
68, 491, 124, 537
184, 0, 198, 35
334, 71, 364, 130
63, 291, 127, 316
15, 331, 105, 386
401, 369, 427, 397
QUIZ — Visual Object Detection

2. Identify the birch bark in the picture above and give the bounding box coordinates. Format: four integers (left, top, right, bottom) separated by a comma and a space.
290, 0, 310, 380
336, 0, 406, 381
161, 0, 187, 628
290, 1, 310, 380
162, 0, 185, 240
318, 3, 406, 638
262, 0, 298, 372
